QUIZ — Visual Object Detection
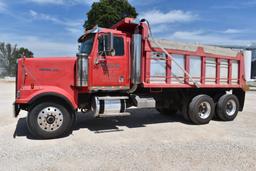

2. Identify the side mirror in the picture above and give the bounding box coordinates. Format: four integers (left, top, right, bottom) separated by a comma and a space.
98, 33, 115, 56
106, 32, 114, 52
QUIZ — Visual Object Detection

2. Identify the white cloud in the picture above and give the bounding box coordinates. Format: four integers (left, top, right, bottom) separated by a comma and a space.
168, 30, 252, 46
212, 0, 256, 9
246, 0, 256, 5
0, 1, 7, 12
85, 0, 99, 5
151, 24, 171, 34
28, 0, 65, 5
27, 0, 99, 5
0, 10, 85, 56
29, 10, 61, 23
65, 27, 81, 34
129, 0, 156, 6
0, 32, 77, 56
21, 36, 76, 57
29, 10, 84, 35
172, 31, 204, 41
29, 10, 37, 17
140, 10, 198, 25
223, 29, 242, 34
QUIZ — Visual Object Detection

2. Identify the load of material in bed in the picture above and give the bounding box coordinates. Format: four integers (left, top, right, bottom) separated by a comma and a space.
149, 39, 240, 57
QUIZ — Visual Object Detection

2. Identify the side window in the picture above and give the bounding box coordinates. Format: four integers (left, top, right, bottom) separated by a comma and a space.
113, 36, 124, 56
98, 35, 104, 53
98, 34, 124, 56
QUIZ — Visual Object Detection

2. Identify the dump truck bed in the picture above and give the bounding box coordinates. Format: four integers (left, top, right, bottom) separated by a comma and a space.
142, 39, 245, 89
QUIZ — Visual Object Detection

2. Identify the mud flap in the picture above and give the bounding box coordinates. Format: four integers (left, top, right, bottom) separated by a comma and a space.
13, 103, 20, 117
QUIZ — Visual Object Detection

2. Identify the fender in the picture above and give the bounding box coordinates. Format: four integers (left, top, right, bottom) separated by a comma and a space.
16, 86, 78, 110
28, 92, 77, 110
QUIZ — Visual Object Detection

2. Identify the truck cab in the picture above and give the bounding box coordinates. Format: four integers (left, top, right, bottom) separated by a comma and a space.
77, 27, 131, 91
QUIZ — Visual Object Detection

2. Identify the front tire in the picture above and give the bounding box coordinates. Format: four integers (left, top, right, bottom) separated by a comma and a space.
216, 94, 239, 121
27, 102, 73, 139
188, 95, 215, 125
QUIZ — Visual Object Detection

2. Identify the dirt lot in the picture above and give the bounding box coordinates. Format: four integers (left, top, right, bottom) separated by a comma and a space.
0, 80, 256, 171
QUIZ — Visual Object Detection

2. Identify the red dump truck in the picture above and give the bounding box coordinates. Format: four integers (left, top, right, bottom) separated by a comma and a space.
14, 18, 247, 139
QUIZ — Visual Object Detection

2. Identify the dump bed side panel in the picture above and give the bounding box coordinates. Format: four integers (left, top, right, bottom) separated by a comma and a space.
142, 40, 245, 89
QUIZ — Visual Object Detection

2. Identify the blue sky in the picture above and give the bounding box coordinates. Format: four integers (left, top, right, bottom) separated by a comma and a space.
0, 0, 255, 56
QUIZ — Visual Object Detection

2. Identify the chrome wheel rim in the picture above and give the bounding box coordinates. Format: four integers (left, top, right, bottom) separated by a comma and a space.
198, 102, 211, 119
37, 106, 64, 132
226, 99, 236, 116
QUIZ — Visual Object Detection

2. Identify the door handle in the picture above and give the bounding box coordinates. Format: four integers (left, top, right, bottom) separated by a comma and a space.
95, 57, 106, 65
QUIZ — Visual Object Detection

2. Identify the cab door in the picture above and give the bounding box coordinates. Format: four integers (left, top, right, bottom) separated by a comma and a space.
91, 33, 130, 91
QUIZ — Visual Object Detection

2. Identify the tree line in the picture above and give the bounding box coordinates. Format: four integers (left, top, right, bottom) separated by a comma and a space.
0, 42, 33, 77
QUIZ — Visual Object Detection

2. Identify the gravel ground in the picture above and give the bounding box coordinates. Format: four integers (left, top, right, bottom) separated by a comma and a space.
0, 80, 256, 171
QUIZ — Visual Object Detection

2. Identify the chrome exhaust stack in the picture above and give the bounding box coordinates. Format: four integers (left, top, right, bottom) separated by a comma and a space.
128, 34, 142, 93
131, 34, 142, 85
76, 53, 88, 87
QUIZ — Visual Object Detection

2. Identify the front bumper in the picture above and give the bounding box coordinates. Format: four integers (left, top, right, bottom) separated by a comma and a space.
13, 103, 21, 117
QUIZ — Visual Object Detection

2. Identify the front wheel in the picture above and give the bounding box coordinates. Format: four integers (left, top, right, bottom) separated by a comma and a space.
27, 102, 73, 139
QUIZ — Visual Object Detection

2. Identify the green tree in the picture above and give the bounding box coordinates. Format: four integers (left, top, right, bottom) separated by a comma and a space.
84, 0, 138, 29
0, 43, 17, 76
0, 43, 33, 76
16, 47, 33, 59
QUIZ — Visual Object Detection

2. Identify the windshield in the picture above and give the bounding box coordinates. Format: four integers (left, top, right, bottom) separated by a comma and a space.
79, 34, 95, 55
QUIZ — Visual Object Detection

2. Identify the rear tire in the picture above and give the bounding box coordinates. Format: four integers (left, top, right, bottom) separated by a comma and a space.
27, 102, 73, 139
216, 94, 239, 121
188, 95, 215, 125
